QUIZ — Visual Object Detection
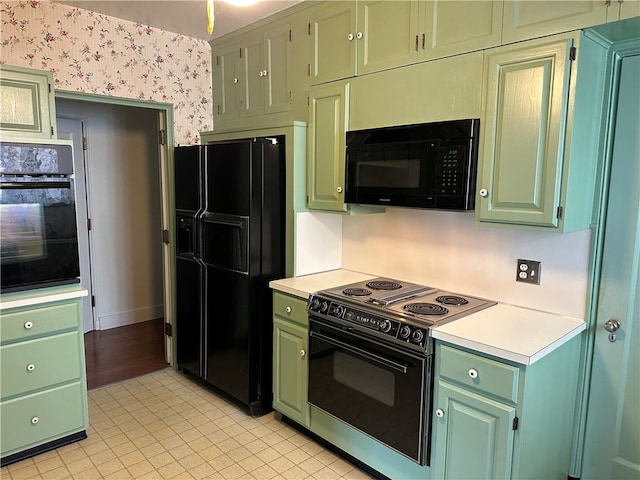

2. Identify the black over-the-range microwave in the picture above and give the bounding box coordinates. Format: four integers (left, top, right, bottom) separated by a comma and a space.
345, 118, 480, 210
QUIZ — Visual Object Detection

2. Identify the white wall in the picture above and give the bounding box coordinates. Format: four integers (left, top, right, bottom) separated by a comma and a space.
341, 208, 591, 318
57, 99, 164, 330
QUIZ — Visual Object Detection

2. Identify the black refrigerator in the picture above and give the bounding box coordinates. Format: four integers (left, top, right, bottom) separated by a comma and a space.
174, 136, 285, 416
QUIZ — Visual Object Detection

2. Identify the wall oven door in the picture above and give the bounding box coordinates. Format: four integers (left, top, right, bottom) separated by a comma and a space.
308, 317, 432, 465
0, 176, 80, 292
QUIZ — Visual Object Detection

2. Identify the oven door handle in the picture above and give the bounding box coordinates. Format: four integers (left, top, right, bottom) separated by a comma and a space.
0, 181, 72, 189
310, 330, 408, 374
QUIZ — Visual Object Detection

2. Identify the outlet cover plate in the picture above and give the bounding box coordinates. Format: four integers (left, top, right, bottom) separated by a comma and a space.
516, 259, 541, 285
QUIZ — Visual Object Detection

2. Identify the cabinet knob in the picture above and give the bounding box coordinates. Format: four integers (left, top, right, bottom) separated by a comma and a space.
336, 186, 343, 194
233, 77, 238, 84
468, 368, 478, 379
262, 70, 268, 76
347, 33, 354, 41
604, 319, 620, 333
479, 188, 488, 198
26, 364, 36, 372
285, 306, 292, 314
24, 321, 34, 330
356, 32, 363, 39
31, 416, 39, 425
300, 349, 306, 357
435, 408, 444, 418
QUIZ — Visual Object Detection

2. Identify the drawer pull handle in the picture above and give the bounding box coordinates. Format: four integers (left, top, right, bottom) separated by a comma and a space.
31, 416, 39, 425
24, 321, 34, 330
285, 306, 292, 314
468, 368, 478, 379
26, 364, 36, 372
435, 408, 445, 418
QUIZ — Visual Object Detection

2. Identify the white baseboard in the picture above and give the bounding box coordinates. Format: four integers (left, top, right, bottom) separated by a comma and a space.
96, 304, 164, 330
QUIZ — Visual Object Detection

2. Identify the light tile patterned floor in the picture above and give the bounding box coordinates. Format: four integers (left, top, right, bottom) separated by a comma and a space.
1, 368, 374, 480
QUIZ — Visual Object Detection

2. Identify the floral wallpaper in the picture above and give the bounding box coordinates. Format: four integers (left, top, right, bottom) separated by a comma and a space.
0, 0, 212, 145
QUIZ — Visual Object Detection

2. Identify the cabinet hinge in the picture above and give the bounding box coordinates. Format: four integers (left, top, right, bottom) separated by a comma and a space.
605, 0, 611, 6
307, 22, 311, 35
51, 126, 55, 136
289, 29, 292, 42
307, 96, 309, 106
159, 129, 166, 145
570, 46, 576, 61
307, 64, 311, 76
87, 218, 92, 231
216, 55, 220, 66
217, 104, 221, 115
162, 229, 170, 244
239, 47, 243, 58
557, 206, 564, 219
82, 136, 87, 151
415, 34, 419, 51
48, 83, 52, 93
91, 295, 96, 307
289, 91, 293, 103
513, 417, 519, 430
164, 322, 172, 337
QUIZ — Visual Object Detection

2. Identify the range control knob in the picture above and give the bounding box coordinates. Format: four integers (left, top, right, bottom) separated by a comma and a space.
399, 325, 411, 339
319, 301, 329, 313
334, 305, 345, 318
379, 319, 392, 333
310, 298, 320, 311
411, 329, 425, 343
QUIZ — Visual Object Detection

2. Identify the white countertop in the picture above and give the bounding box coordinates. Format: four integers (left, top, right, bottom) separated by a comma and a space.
269, 269, 586, 365
0, 285, 88, 311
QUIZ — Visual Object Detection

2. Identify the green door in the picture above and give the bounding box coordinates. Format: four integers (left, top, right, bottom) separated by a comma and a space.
581, 53, 640, 479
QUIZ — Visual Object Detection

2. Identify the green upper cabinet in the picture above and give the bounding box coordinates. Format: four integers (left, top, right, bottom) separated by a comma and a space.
308, 1, 357, 84
212, 41, 241, 123
239, 30, 266, 117
502, 1, 608, 44
0, 65, 57, 139
307, 81, 349, 211
308, 0, 502, 84
264, 24, 293, 114
476, 32, 594, 231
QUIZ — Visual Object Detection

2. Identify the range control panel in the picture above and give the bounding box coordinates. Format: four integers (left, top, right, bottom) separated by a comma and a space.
307, 295, 428, 350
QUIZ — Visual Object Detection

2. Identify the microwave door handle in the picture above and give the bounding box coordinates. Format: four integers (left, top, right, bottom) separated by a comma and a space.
310, 330, 408, 374
0, 181, 72, 189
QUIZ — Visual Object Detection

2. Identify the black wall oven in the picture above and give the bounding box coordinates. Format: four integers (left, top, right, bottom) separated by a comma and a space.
0, 140, 80, 293
308, 316, 432, 465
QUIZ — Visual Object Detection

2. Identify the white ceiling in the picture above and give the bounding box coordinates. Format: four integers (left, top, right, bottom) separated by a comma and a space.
55, 0, 301, 41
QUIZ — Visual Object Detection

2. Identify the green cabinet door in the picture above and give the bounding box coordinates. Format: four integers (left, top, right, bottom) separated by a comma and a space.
307, 81, 349, 212
309, 1, 357, 84
240, 31, 265, 117
264, 24, 292, 114
503, 1, 608, 44
421, 0, 502, 59
476, 33, 576, 228
0, 65, 56, 139
273, 317, 309, 426
356, 0, 420, 75
212, 42, 240, 122
432, 380, 516, 480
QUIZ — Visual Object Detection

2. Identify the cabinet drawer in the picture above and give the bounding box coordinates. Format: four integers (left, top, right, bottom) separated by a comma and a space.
1, 382, 85, 456
273, 292, 308, 326
438, 344, 520, 403
1, 332, 82, 399
1, 302, 79, 343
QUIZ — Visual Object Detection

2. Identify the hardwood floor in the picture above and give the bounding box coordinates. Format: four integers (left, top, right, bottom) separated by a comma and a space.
84, 318, 168, 390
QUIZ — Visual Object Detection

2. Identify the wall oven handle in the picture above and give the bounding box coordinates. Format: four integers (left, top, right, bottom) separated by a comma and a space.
310, 330, 408, 374
0, 181, 72, 189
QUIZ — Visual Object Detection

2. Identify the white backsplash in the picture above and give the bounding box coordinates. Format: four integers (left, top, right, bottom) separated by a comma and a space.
337, 208, 592, 319
294, 212, 343, 276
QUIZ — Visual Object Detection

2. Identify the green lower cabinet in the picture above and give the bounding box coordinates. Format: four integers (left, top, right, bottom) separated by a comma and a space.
432, 381, 516, 479
272, 292, 309, 427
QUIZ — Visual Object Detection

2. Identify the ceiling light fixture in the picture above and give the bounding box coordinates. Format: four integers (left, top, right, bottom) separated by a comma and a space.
207, 0, 259, 35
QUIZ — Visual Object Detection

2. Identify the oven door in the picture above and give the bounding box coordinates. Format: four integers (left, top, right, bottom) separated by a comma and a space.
308, 317, 431, 465
0, 177, 80, 292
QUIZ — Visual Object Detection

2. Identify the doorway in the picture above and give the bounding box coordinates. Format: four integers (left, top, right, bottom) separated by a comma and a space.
56, 95, 174, 384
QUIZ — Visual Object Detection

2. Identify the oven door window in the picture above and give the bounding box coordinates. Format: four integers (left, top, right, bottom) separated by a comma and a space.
308, 319, 429, 464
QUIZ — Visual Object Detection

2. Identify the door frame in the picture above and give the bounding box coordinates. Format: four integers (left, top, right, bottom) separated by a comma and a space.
568, 23, 640, 476
55, 90, 176, 365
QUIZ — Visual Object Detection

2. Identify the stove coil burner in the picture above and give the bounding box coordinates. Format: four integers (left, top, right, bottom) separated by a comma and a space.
403, 303, 449, 316
366, 280, 402, 291
343, 288, 372, 297
436, 295, 469, 306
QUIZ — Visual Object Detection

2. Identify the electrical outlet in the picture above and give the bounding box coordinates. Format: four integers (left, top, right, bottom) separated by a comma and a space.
516, 259, 541, 285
